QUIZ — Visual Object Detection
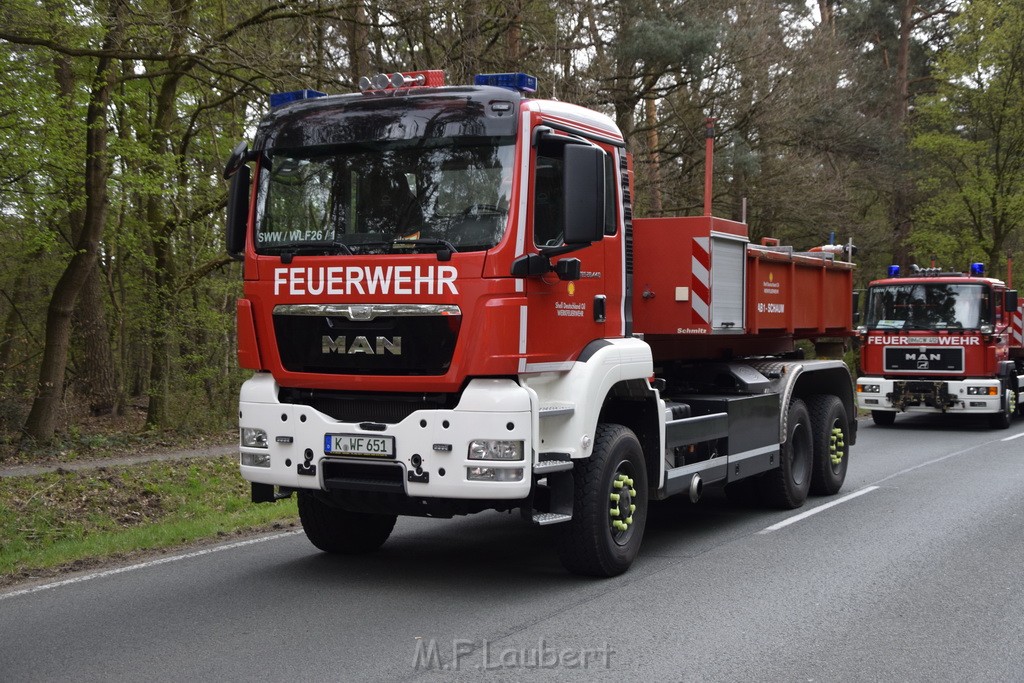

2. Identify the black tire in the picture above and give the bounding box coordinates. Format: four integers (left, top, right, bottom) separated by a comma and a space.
556, 424, 649, 577
807, 395, 849, 496
871, 410, 896, 426
758, 398, 813, 509
297, 490, 397, 554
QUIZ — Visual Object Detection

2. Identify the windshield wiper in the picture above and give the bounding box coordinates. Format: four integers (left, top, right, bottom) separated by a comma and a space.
265, 241, 353, 263
395, 238, 458, 252
346, 238, 459, 261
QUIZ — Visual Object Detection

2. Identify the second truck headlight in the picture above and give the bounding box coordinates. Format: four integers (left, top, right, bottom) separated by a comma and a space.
468, 439, 524, 461
241, 427, 269, 449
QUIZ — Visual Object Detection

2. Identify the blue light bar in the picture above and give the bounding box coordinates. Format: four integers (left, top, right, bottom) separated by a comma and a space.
269, 89, 327, 108
474, 72, 537, 93
970, 262, 985, 276
888, 265, 900, 277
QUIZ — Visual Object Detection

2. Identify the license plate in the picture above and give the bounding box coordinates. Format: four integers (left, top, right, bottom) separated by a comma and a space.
324, 434, 395, 458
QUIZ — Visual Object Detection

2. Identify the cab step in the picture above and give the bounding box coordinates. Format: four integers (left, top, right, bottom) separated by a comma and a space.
531, 512, 572, 525
534, 458, 574, 474
539, 402, 575, 418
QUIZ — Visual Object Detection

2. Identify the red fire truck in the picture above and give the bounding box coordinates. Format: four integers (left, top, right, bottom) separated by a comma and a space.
856, 263, 1023, 428
224, 71, 858, 576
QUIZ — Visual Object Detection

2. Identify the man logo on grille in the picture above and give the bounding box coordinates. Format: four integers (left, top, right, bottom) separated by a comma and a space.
322, 335, 402, 355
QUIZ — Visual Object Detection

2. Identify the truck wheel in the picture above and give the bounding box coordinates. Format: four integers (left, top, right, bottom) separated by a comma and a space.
871, 410, 896, 426
556, 424, 648, 577
297, 490, 397, 554
758, 398, 813, 509
807, 395, 849, 496
989, 388, 1015, 429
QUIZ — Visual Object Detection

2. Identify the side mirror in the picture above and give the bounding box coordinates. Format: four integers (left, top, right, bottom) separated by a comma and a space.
223, 141, 250, 180
852, 290, 862, 326
226, 164, 250, 260
1006, 290, 1018, 314
561, 144, 605, 246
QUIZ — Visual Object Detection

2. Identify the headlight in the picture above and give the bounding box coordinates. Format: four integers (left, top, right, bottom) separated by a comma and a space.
857, 384, 880, 393
467, 466, 523, 482
241, 427, 268, 448
468, 439, 524, 461
966, 386, 997, 396
241, 452, 271, 467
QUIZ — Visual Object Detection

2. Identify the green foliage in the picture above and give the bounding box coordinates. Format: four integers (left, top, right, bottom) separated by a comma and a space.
0, 456, 298, 580
911, 0, 1024, 275
616, 17, 719, 73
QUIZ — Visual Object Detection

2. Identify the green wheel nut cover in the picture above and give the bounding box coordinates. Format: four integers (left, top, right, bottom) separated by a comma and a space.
829, 426, 845, 465
610, 473, 636, 533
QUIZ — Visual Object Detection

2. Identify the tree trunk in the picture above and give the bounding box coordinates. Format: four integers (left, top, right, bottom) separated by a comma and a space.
74, 266, 121, 416
22, 0, 127, 445
347, 0, 371, 86
143, 0, 193, 430
0, 267, 31, 377
644, 97, 663, 215
890, 0, 917, 267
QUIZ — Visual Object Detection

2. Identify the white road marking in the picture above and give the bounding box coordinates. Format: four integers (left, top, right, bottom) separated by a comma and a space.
759, 426, 1024, 535
758, 486, 880, 534
0, 530, 302, 601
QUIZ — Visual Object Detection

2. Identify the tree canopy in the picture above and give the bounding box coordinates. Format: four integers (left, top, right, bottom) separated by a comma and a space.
0, 0, 1016, 447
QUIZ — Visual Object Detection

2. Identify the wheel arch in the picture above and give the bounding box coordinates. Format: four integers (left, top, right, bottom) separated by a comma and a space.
747, 359, 857, 447
792, 364, 857, 439
523, 336, 655, 462
598, 378, 663, 496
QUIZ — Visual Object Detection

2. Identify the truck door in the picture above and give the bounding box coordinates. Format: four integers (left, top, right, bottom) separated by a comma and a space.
522, 134, 618, 369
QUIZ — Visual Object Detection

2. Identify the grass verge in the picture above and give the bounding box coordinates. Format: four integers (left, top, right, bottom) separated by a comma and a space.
0, 456, 298, 587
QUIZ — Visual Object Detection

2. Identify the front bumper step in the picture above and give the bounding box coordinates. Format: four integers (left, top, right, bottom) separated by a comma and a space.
532, 512, 572, 525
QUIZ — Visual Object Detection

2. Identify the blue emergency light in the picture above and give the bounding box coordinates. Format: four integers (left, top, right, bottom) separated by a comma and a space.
269, 89, 327, 108
970, 262, 985, 276
888, 265, 900, 277
474, 72, 537, 93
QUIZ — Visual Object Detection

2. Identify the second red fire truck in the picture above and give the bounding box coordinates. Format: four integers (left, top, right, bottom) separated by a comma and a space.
856, 263, 1023, 428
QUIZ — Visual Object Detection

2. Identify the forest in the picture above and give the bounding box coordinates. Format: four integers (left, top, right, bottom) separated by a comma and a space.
0, 0, 1021, 448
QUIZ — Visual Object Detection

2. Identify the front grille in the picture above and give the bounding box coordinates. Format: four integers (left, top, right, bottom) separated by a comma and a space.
884, 347, 963, 373
280, 388, 455, 424
274, 312, 459, 376
322, 460, 405, 493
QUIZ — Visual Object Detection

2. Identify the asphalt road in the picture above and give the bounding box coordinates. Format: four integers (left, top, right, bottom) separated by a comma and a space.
2, 413, 1023, 682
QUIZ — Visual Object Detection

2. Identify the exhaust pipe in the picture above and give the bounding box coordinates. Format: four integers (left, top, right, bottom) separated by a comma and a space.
689, 473, 703, 503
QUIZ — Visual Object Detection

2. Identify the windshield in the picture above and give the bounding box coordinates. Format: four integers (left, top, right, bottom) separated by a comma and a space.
254, 137, 515, 254
865, 283, 990, 330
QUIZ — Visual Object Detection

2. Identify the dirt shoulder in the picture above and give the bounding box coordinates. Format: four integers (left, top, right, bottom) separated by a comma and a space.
0, 442, 238, 478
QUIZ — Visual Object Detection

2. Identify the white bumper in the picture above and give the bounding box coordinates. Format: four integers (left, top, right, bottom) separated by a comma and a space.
238, 373, 533, 499
856, 376, 1003, 415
